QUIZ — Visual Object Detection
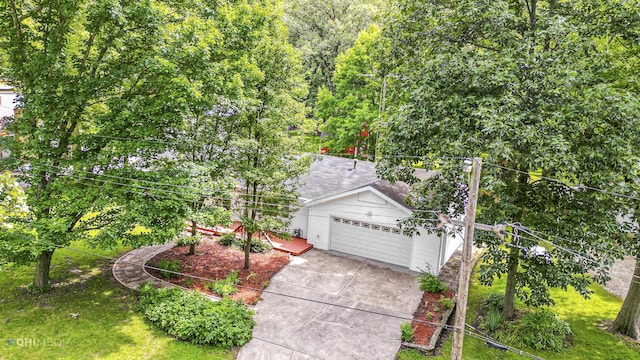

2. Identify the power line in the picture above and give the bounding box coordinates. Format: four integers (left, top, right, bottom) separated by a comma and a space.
21, 162, 446, 219
485, 162, 640, 202
483, 224, 640, 287
5, 232, 540, 359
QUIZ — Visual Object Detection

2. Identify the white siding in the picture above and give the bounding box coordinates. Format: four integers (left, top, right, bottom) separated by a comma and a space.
410, 228, 442, 273
444, 228, 464, 264
306, 206, 332, 249
288, 207, 309, 238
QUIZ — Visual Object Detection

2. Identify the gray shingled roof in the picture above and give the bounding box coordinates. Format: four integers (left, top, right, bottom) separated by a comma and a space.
298, 155, 435, 209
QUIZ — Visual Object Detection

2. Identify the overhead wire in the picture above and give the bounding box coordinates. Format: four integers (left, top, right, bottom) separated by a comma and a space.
509, 226, 640, 286
3, 231, 542, 359
21, 161, 445, 218
485, 162, 640, 202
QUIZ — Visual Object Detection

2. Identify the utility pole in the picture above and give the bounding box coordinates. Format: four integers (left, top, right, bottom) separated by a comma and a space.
451, 157, 482, 360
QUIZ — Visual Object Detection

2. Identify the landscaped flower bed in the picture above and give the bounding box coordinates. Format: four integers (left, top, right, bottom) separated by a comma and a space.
147, 235, 290, 305
406, 289, 456, 350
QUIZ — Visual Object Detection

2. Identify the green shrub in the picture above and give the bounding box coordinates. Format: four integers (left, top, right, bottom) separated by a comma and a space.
247, 238, 273, 253
219, 233, 236, 246
183, 278, 194, 287
484, 310, 504, 332
177, 233, 201, 247
138, 283, 255, 347
400, 322, 414, 342
417, 272, 446, 293
205, 281, 237, 297
438, 295, 453, 310
156, 259, 180, 279
218, 233, 272, 253
511, 308, 573, 351
481, 292, 505, 313
204, 271, 240, 297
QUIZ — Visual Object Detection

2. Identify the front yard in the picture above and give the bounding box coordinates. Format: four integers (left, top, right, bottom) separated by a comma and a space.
0, 242, 235, 360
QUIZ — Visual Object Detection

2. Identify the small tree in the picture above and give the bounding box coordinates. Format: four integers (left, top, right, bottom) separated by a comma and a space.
220, 0, 311, 270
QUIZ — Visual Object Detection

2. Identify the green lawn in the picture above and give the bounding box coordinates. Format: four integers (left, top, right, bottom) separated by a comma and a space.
399, 272, 640, 360
0, 243, 235, 360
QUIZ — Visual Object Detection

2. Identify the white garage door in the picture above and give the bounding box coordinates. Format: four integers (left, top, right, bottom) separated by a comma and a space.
330, 216, 412, 267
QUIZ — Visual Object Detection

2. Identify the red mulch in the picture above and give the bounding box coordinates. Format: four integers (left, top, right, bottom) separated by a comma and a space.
147, 235, 290, 305
411, 289, 456, 346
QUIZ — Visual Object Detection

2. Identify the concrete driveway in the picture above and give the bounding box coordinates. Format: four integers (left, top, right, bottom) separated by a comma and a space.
237, 249, 423, 360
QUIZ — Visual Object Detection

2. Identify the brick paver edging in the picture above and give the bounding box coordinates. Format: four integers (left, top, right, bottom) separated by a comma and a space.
112, 242, 189, 291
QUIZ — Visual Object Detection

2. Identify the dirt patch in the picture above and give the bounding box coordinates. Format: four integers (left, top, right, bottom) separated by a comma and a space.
411, 289, 456, 346
147, 235, 290, 305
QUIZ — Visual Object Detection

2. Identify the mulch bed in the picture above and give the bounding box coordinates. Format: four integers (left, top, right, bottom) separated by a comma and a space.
411, 289, 456, 346
147, 235, 290, 305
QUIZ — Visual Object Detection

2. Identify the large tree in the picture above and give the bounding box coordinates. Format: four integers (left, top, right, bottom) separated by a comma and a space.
0, 0, 208, 289
316, 24, 383, 158
584, 0, 640, 340
379, 0, 640, 321
283, 0, 380, 108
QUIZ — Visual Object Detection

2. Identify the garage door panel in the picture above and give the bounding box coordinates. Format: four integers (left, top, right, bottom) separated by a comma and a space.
330, 217, 411, 267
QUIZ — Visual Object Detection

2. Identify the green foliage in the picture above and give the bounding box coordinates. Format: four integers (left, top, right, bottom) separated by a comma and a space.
218, 233, 273, 254
482, 292, 505, 314
0, 242, 234, 359
417, 272, 446, 293
0, 171, 33, 266
205, 271, 240, 297
183, 277, 194, 288
484, 310, 504, 333
400, 322, 414, 342
379, 0, 640, 314
438, 295, 453, 310
283, 0, 380, 107
244, 238, 273, 254
396, 349, 427, 360
317, 24, 383, 157
138, 283, 255, 347
26, 283, 52, 294
508, 309, 573, 352
156, 259, 181, 279
205, 281, 237, 297
0, 0, 205, 289
430, 270, 640, 360
219, 233, 237, 247
177, 233, 202, 247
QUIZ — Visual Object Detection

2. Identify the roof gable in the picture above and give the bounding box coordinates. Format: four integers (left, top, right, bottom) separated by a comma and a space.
304, 185, 413, 215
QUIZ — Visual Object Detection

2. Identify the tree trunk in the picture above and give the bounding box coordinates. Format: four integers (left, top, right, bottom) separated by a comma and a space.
34, 249, 55, 289
502, 246, 520, 320
612, 258, 640, 340
189, 219, 197, 256
244, 231, 252, 270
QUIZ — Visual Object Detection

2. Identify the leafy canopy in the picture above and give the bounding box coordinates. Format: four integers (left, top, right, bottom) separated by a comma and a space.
379, 0, 640, 309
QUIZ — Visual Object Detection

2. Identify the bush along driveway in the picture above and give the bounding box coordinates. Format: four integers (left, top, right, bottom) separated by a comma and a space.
238, 249, 424, 360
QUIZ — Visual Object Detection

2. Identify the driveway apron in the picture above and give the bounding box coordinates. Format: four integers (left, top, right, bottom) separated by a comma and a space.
237, 249, 423, 360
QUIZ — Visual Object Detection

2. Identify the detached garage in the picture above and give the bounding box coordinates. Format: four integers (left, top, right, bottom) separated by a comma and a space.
289, 155, 463, 273
330, 216, 411, 267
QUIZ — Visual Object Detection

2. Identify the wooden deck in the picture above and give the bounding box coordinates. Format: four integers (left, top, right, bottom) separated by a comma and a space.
265, 233, 313, 256
185, 222, 313, 256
